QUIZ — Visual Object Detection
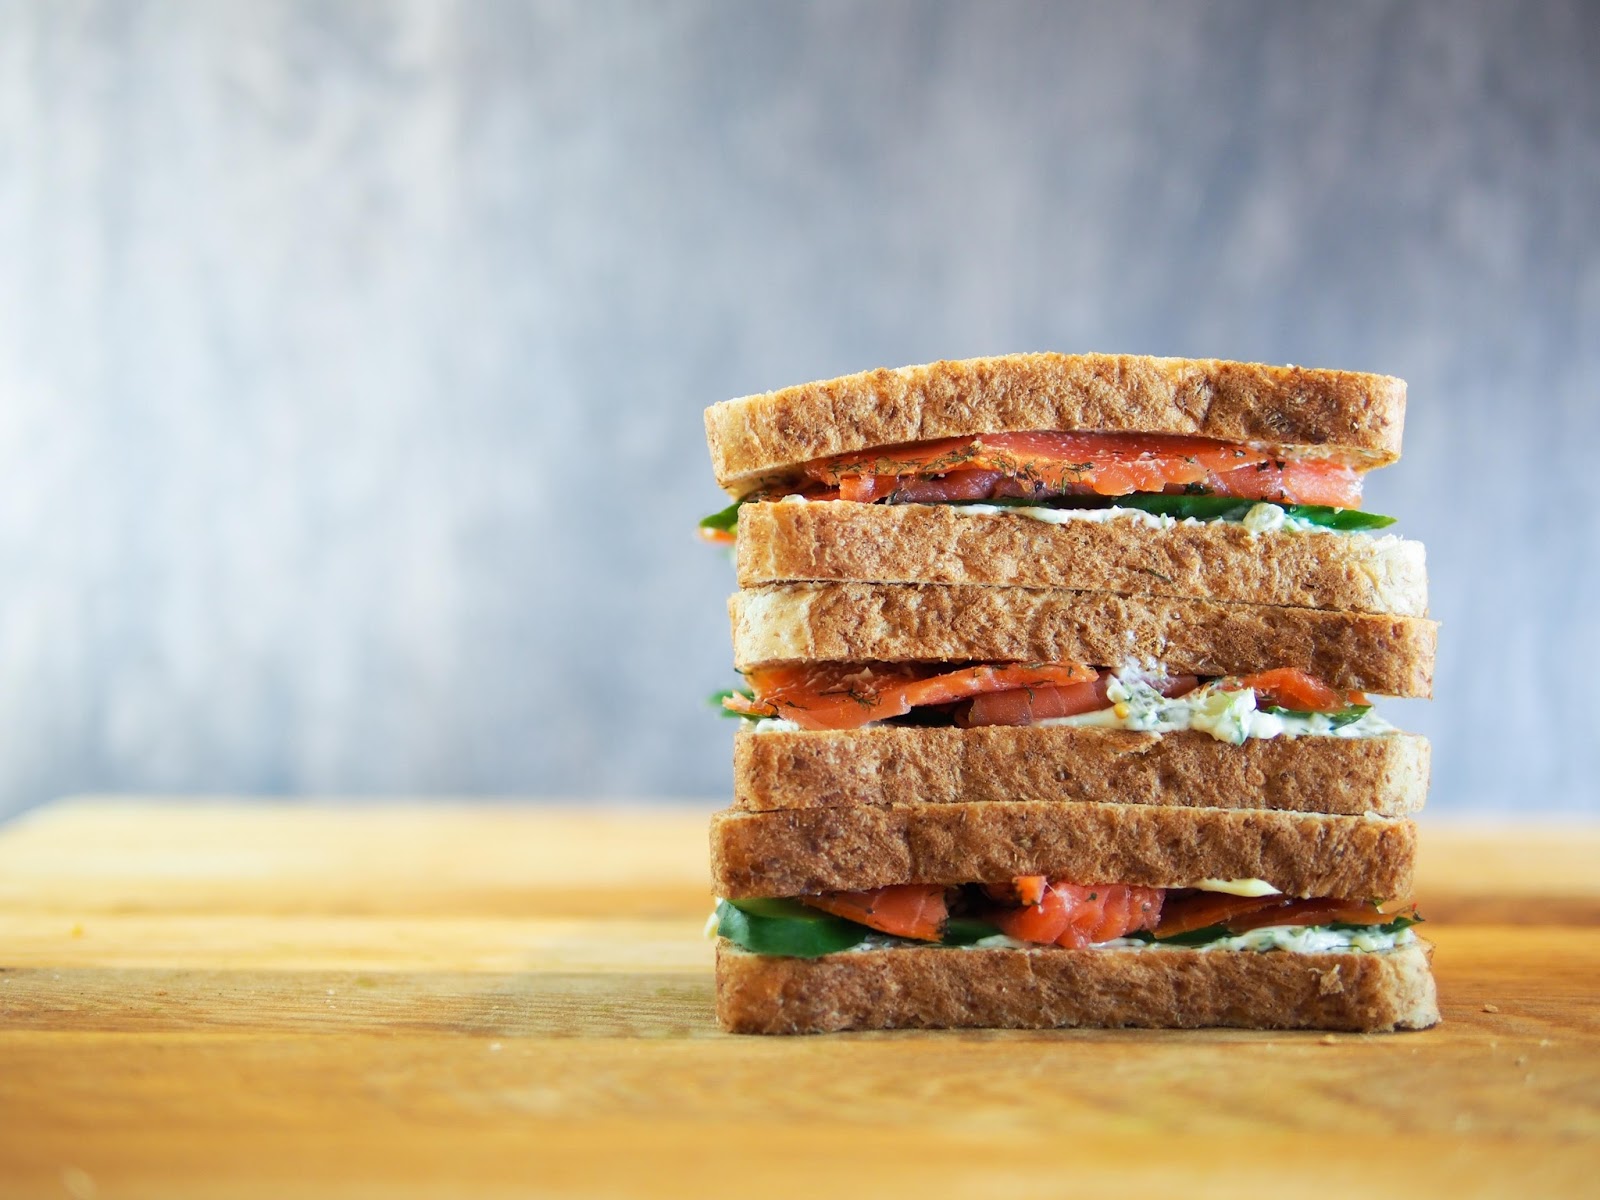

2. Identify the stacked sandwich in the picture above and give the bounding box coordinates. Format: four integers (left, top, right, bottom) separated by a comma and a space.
701, 354, 1439, 1035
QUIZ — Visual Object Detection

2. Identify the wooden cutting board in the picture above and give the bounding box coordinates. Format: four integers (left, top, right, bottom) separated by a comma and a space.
0, 799, 1595, 1198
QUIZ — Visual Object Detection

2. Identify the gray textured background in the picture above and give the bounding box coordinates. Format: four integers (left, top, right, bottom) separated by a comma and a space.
0, 0, 1595, 817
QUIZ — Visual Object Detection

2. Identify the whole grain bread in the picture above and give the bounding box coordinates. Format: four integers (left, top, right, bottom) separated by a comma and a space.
736, 499, 1429, 616
705, 354, 1407, 496
710, 802, 1415, 900
730, 583, 1437, 697
715, 938, 1439, 1034
733, 726, 1430, 816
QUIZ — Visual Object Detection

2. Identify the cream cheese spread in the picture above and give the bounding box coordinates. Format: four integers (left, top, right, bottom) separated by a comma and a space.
921, 499, 1337, 535
948, 503, 1180, 531
750, 717, 803, 733
1239, 502, 1325, 534
1095, 925, 1418, 954
778, 494, 1356, 534
1036, 666, 1394, 745
864, 926, 1416, 954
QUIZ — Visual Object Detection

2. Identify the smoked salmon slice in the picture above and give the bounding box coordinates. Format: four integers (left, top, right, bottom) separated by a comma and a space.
801, 885, 949, 941
1234, 668, 1367, 713
988, 882, 1164, 949
724, 661, 1097, 731
1221, 897, 1416, 933
957, 678, 1112, 728
1153, 893, 1416, 938
801, 431, 1364, 508
1151, 892, 1289, 938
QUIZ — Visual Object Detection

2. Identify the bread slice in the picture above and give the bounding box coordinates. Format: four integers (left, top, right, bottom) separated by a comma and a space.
730, 583, 1437, 697
736, 499, 1429, 616
705, 354, 1407, 496
710, 803, 1415, 900
733, 726, 1430, 816
715, 938, 1439, 1034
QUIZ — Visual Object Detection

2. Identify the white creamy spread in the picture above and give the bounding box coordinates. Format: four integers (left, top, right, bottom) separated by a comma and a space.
948, 503, 1180, 531
853, 926, 1416, 955
1095, 925, 1418, 954
1036, 665, 1395, 745
935, 499, 1337, 534
750, 717, 803, 733
776, 494, 1355, 534
1238, 501, 1325, 534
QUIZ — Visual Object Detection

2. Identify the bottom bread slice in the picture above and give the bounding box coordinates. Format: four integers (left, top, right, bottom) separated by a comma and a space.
715, 939, 1439, 1034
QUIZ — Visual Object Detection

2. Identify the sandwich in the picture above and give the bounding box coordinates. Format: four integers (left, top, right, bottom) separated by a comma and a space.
699, 353, 1439, 1035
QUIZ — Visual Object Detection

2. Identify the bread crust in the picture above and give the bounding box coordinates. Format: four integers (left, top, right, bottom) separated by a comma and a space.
730, 583, 1437, 697
705, 354, 1407, 496
737, 500, 1428, 616
710, 803, 1415, 900
715, 938, 1439, 1034
733, 726, 1430, 816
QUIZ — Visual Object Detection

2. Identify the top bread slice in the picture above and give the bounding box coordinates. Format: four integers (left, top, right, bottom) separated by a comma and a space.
706, 354, 1407, 496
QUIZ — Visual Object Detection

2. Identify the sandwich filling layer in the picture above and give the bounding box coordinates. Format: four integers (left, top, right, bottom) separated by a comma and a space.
712, 880, 1422, 959
719, 661, 1388, 742
777, 431, 1361, 505
703, 493, 1396, 543
701, 430, 1397, 543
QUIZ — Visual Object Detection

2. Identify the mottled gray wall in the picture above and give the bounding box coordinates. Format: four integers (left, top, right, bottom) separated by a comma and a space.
0, 0, 1595, 815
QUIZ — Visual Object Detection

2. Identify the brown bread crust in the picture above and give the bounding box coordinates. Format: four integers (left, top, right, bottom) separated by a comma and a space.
715, 939, 1439, 1034
730, 583, 1437, 697
705, 354, 1407, 496
736, 500, 1429, 616
710, 803, 1415, 900
733, 726, 1431, 816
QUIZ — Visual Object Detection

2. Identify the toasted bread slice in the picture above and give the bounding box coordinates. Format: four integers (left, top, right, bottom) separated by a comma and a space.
736, 499, 1428, 616
715, 938, 1439, 1034
730, 583, 1437, 697
733, 726, 1430, 816
706, 354, 1407, 496
710, 803, 1415, 900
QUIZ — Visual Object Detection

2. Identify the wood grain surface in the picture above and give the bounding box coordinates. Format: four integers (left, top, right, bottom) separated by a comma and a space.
0, 799, 1596, 1199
